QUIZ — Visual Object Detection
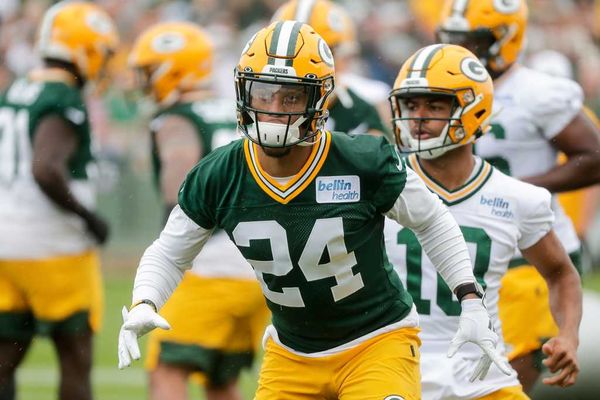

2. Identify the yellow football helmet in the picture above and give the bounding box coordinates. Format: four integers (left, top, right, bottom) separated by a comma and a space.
235, 21, 335, 148
272, 0, 357, 57
37, 1, 119, 82
437, 0, 528, 75
389, 44, 493, 159
129, 22, 213, 105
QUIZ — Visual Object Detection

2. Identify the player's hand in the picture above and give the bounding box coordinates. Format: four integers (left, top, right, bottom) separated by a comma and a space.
118, 303, 170, 369
83, 211, 110, 245
448, 298, 512, 381
541, 335, 579, 387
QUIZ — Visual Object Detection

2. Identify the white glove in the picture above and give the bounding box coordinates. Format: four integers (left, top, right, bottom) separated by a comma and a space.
118, 303, 171, 369
447, 298, 512, 381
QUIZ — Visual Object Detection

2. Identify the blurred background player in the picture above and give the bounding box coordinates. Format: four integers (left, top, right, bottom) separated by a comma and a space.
272, 0, 390, 138
527, 49, 600, 273
385, 43, 582, 399
0, 2, 118, 400
128, 22, 270, 400
437, 0, 600, 392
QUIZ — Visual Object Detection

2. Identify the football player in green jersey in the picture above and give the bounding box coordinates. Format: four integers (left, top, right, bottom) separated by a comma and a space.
118, 22, 510, 400
272, 0, 390, 138
0, 2, 118, 400
128, 22, 270, 400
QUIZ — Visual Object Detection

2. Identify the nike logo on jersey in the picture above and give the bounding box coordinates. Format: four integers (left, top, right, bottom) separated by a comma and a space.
316, 176, 360, 203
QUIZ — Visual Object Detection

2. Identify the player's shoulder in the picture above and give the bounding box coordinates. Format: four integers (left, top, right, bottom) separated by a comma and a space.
179, 138, 243, 206
330, 130, 389, 148
507, 66, 583, 109
330, 131, 393, 160
5, 76, 82, 108
190, 138, 244, 175
487, 165, 551, 212
328, 132, 401, 184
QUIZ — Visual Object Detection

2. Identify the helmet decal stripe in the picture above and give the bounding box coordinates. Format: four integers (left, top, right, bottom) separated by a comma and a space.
407, 48, 426, 77
295, 0, 317, 23
408, 44, 444, 78
268, 21, 285, 65
452, 0, 470, 16
419, 44, 445, 77
268, 20, 301, 66
285, 21, 303, 66
38, 2, 67, 56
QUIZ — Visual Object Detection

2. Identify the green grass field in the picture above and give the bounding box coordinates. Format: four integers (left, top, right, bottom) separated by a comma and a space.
16, 273, 260, 400
14, 270, 600, 400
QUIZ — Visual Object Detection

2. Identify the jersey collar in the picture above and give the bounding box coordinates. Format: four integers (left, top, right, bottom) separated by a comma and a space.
243, 131, 331, 204
407, 154, 493, 206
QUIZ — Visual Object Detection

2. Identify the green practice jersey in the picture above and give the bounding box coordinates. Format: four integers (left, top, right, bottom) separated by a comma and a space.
0, 77, 92, 182
178, 131, 413, 353
327, 87, 388, 137
150, 97, 238, 187
0, 75, 95, 259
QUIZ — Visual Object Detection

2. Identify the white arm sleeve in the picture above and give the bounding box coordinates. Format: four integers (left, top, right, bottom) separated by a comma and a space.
385, 167, 475, 292
132, 205, 213, 309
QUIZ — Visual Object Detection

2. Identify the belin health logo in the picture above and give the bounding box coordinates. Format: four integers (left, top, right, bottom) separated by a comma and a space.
316, 176, 360, 203
480, 194, 513, 219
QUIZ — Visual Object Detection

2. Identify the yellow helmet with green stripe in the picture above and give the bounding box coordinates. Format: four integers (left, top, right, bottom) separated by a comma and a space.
389, 44, 493, 159
235, 21, 335, 148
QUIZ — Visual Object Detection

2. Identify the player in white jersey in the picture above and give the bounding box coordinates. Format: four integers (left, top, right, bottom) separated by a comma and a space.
128, 22, 269, 400
385, 43, 583, 399
437, 0, 600, 391
0, 3, 118, 400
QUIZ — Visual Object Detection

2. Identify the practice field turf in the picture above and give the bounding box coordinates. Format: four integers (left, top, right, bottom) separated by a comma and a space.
15, 274, 260, 400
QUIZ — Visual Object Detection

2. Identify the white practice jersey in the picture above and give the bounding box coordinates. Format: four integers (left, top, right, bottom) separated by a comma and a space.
384, 155, 554, 399
475, 65, 581, 255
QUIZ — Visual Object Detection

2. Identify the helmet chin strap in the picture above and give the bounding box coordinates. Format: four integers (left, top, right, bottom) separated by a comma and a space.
248, 116, 316, 147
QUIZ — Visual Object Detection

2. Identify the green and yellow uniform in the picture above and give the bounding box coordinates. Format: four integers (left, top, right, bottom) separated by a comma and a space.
0, 74, 102, 337
145, 97, 270, 387
177, 132, 422, 399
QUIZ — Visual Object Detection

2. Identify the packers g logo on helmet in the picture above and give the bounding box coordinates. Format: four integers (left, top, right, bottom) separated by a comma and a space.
37, 1, 119, 82
460, 57, 488, 82
272, 0, 358, 56
389, 44, 493, 159
129, 22, 213, 106
437, 0, 528, 74
235, 21, 335, 148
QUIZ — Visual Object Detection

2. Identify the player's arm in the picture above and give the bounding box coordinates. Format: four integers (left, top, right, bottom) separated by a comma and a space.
521, 231, 582, 387
385, 167, 511, 380
118, 205, 213, 369
155, 114, 202, 222
523, 107, 600, 193
32, 114, 109, 244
